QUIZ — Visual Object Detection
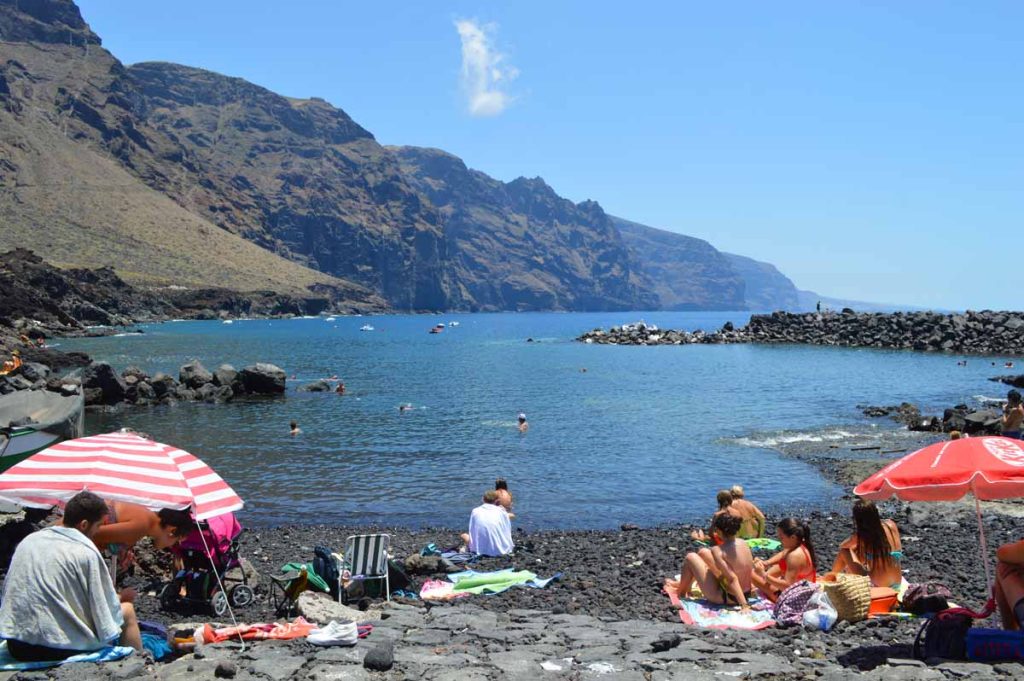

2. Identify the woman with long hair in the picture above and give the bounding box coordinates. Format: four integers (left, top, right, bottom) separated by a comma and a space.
752, 517, 816, 602
831, 498, 903, 589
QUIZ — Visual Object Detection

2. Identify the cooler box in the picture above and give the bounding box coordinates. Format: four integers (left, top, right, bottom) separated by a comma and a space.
966, 628, 1024, 662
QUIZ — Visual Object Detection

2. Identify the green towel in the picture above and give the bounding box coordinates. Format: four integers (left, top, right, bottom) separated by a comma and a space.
746, 538, 781, 551
451, 570, 537, 594
280, 562, 329, 593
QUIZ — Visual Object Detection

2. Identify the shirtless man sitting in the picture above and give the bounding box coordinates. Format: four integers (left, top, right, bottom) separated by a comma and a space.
666, 513, 754, 609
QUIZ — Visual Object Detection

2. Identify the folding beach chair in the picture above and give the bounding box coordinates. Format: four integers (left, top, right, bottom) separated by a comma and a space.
341, 534, 391, 603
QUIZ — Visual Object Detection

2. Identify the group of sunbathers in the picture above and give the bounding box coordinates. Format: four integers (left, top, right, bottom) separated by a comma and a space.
666, 495, 905, 610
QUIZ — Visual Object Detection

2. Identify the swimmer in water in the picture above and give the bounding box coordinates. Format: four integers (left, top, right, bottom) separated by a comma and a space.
335, 382, 346, 395
290, 420, 301, 436
399, 404, 412, 413
517, 413, 529, 433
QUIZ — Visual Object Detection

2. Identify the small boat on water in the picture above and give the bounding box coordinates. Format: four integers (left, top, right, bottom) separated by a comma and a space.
222, 319, 234, 325
429, 323, 445, 334
0, 390, 84, 471
448, 321, 460, 327
325, 317, 337, 322
360, 324, 375, 332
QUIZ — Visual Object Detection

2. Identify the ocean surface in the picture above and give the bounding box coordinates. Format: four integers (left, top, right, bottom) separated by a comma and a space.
59, 311, 1013, 529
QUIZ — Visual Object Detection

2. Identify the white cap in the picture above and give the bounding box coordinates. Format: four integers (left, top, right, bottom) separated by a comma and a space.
518, 413, 526, 420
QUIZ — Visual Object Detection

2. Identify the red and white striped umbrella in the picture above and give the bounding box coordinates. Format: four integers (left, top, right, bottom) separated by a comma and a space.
0, 431, 243, 520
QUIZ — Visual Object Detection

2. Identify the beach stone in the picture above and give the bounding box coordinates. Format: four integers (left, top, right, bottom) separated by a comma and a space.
16, 362, 49, 382
105, 656, 148, 680
306, 663, 370, 681
180, 360, 213, 389
362, 641, 394, 671
239, 363, 286, 394
214, 661, 237, 678
296, 591, 383, 623
314, 646, 366, 664
481, 650, 543, 676
298, 380, 332, 392
82, 361, 127, 404
149, 372, 177, 397
423, 669, 493, 681
212, 364, 240, 391
248, 649, 304, 680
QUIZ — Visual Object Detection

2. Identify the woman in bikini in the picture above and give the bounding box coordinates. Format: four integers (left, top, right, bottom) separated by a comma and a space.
90, 501, 196, 575
752, 517, 817, 602
831, 499, 903, 590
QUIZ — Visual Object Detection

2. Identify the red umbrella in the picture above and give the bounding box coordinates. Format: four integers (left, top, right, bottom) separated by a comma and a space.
0, 431, 243, 520
854, 436, 1024, 501
854, 436, 1024, 591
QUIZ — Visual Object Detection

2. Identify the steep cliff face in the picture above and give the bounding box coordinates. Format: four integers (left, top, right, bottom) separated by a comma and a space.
0, 0, 381, 307
612, 218, 746, 310
391, 146, 655, 311
126, 63, 450, 310
722, 253, 801, 311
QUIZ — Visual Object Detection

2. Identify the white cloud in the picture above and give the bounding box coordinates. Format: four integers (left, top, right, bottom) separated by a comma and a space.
454, 19, 519, 117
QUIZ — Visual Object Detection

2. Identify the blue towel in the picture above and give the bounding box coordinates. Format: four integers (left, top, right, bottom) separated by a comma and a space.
141, 633, 172, 661
0, 641, 134, 671
440, 551, 480, 565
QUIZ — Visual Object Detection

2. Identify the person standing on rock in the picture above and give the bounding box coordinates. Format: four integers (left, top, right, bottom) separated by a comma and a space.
1002, 390, 1023, 439
729, 485, 766, 539
666, 513, 754, 609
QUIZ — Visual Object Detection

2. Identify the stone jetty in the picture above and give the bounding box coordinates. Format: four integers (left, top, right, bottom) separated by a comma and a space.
578, 310, 1024, 354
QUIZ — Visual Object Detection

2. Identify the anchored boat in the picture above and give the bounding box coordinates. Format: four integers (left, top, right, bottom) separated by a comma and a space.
0, 390, 84, 471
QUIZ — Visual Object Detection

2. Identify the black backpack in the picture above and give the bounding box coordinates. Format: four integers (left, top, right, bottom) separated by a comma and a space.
914, 608, 973, 661
312, 546, 340, 599
904, 582, 952, 616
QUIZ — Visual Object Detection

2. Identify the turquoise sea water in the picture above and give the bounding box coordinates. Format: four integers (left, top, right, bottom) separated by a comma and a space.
60, 312, 1013, 529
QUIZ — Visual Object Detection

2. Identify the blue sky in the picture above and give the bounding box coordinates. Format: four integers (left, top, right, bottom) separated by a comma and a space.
77, 1, 1020, 310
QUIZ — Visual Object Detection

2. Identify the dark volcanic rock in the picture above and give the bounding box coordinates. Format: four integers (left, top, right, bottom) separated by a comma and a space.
81, 361, 127, 405
239, 363, 286, 394
297, 379, 331, 392
580, 310, 1024, 355
179, 360, 213, 389
212, 364, 240, 392
991, 374, 1024, 389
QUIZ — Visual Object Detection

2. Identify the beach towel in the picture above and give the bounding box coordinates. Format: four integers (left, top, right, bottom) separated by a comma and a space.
666, 590, 775, 630
0, 641, 134, 671
198, 617, 318, 644
448, 568, 561, 595
0, 527, 124, 652
420, 579, 469, 601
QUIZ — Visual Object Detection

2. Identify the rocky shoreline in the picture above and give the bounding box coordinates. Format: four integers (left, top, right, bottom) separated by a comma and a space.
579, 310, 1024, 355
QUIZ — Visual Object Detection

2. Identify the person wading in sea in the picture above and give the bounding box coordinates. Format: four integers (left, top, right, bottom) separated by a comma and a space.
517, 413, 529, 433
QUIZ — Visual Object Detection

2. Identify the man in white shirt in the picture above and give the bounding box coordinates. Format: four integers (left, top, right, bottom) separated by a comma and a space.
460, 490, 514, 557
0, 491, 142, 661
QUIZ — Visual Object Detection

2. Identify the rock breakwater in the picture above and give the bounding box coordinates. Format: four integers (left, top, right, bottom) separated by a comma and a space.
579, 310, 1024, 354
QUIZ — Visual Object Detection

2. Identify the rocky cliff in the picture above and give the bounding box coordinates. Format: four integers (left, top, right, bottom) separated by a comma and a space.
392, 146, 654, 311
722, 253, 801, 311
0, 0, 832, 314
612, 218, 745, 310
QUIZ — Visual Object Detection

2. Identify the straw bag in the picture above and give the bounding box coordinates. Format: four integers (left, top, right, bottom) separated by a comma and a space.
823, 574, 871, 623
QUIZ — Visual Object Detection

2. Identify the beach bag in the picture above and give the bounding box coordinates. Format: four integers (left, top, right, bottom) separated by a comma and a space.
914, 609, 973, 661
966, 628, 1024, 662
823, 574, 871, 623
313, 546, 340, 599
903, 582, 951, 616
802, 589, 838, 631
773, 580, 818, 627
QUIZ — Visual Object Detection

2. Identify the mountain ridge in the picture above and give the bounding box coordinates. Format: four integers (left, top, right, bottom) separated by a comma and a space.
0, 0, 875, 313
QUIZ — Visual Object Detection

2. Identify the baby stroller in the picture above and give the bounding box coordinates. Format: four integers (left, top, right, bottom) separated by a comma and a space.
159, 512, 255, 617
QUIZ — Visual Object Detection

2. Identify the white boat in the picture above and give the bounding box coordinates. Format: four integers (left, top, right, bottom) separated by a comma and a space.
325, 317, 336, 322
360, 324, 375, 332
222, 320, 234, 324
448, 321, 460, 327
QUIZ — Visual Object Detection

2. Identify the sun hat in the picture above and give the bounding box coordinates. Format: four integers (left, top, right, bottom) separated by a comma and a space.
518, 413, 526, 420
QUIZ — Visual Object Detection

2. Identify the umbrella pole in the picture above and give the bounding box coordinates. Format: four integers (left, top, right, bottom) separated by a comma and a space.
198, 522, 246, 652
976, 497, 993, 594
